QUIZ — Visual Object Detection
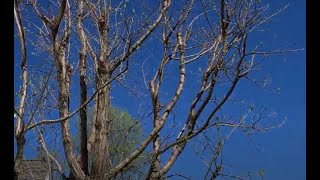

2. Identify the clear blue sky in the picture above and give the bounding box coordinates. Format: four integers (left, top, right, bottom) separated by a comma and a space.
14, 0, 305, 179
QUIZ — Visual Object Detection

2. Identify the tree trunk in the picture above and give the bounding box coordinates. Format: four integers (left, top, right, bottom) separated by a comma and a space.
147, 111, 161, 179
77, 0, 89, 174
55, 46, 86, 179
79, 53, 89, 175
90, 72, 112, 180
14, 135, 26, 180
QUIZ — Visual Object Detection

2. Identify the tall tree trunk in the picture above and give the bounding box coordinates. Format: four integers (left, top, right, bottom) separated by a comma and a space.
79, 53, 89, 175
55, 45, 86, 179
77, 0, 89, 174
90, 71, 112, 179
14, 0, 27, 178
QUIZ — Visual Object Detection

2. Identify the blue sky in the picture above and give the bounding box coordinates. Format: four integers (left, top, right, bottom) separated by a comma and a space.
166, 0, 306, 179
14, 0, 305, 179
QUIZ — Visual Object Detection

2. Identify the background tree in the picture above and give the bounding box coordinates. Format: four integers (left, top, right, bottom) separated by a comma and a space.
35, 106, 147, 179
84, 106, 148, 179
14, 0, 302, 179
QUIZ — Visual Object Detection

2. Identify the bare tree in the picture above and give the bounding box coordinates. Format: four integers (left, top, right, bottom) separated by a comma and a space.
14, 0, 301, 179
